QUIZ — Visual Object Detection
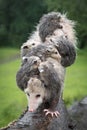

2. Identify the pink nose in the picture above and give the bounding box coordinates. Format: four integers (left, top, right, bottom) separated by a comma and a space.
29, 109, 34, 112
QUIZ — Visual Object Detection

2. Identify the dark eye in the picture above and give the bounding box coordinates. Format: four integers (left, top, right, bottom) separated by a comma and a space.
32, 43, 35, 46
34, 60, 37, 64
24, 57, 28, 62
36, 94, 40, 98
47, 50, 50, 53
23, 45, 28, 49
59, 25, 63, 29
55, 51, 58, 54
50, 39, 53, 42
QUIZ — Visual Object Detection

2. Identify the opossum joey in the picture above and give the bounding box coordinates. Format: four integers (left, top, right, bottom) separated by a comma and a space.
38, 62, 61, 117
16, 56, 41, 91
46, 45, 61, 62
22, 56, 41, 68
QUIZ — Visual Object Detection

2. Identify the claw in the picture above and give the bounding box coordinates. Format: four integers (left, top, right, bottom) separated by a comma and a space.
44, 109, 60, 118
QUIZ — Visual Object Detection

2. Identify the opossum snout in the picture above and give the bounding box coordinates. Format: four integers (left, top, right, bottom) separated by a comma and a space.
29, 109, 34, 112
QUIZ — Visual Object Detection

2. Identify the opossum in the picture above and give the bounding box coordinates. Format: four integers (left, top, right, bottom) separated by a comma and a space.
38, 12, 77, 67
24, 62, 61, 117
38, 12, 77, 44
16, 56, 41, 91
38, 61, 62, 117
24, 77, 47, 112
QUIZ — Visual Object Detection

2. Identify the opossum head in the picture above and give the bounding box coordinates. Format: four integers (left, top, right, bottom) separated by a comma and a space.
46, 45, 61, 62
22, 56, 41, 68
24, 78, 47, 112
21, 40, 40, 57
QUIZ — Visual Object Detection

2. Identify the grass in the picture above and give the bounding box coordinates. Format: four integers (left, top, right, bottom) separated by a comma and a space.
0, 48, 27, 127
0, 47, 87, 127
64, 48, 87, 105
0, 47, 20, 63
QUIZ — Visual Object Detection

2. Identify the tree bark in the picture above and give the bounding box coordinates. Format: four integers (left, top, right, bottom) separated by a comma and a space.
0, 97, 75, 130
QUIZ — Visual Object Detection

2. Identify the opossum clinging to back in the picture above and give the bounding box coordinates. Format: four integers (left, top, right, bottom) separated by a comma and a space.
38, 12, 77, 44
38, 12, 77, 67
38, 61, 62, 117
16, 56, 41, 91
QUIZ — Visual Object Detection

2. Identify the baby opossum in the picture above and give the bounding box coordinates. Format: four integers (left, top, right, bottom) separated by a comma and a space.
38, 12, 77, 44
38, 61, 62, 117
52, 37, 76, 67
38, 12, 77, 67
16, 56, 41, 91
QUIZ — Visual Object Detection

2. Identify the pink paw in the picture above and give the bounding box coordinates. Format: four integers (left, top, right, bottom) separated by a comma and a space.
43, 109, 60, 117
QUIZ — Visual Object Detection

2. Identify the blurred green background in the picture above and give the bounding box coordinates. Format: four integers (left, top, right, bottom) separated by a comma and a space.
0, 0, 87, 128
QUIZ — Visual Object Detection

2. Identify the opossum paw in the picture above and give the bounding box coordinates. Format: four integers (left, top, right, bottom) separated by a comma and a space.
44, 109, 60, 118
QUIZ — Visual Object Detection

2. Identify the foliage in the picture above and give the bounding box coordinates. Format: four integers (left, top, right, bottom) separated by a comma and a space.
0, 47, 19, 63
64, 47, 87, 106
0, 56, 27, 127
0, 0, 87, 48
45, 0, 87, 48
0, 0, 47, 47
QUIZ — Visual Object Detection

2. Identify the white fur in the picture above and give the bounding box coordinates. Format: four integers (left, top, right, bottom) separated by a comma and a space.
24, 78, 47, 112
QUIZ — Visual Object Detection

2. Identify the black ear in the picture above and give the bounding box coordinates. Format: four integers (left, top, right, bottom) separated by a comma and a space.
33, 60, 37, 64
23, 45, 29, 49
21, 45, 30, 57
56, 39, 76, 67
